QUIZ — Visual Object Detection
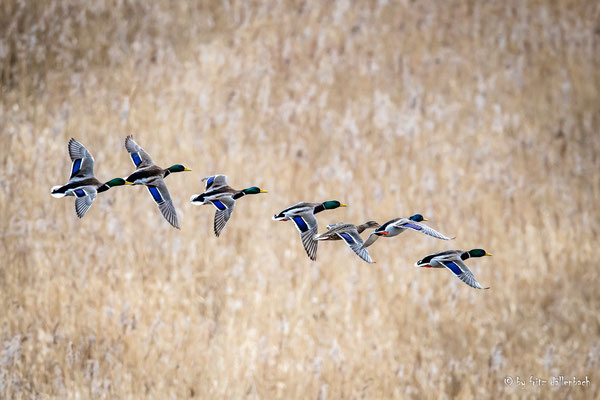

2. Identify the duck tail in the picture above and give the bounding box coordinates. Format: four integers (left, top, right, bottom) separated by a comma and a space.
51, 185, 66, 198
414, 259, 431, 268
189, 194, 204, 205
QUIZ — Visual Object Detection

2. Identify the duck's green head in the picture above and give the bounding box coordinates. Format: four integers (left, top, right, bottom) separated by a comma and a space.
409, 214, 428, 222
243, 187, 268, 195
106, 178, 126, 187
97, 178, 126, 193
167, 164, 192, 173
323, 200, 347, 210
468, 249, 492, 258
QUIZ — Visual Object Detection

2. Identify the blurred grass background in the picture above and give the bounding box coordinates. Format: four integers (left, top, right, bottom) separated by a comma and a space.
1, 0, 599, 398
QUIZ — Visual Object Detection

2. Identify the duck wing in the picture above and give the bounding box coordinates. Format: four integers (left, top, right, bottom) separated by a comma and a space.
335, 229, 373, 263
291, 213, 319, 261
315, 223, 351, 240
202, 175, 228, 191
396, 220, 453, 240
68, 138, 95, 180
326, 222, 347, 230
146, 180, 179, 229
73, 186, 98, 218
361, 232, 379, 249
212, 196, 236, 237
438, 257, 488, 290
125, 135, 155, 169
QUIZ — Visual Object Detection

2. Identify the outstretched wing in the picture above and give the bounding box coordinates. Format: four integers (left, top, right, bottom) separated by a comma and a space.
291, 213, 318, 261
398, 221, 453, 240
361, 232, 379, 249
326, 222, 346, 230
336, 230, 373, 263
68, 138, 95, 180
146, 180, 179, 229
315, 223, 351, 241
212, 196, 236, 237
202, 175, 228, 190
73, 186, 98, 218
125, 135, 154, 169
441, 258, 488, 290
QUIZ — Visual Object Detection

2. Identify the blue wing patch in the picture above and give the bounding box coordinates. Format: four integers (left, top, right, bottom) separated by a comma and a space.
404, 223, 422, 231
71, 159, 82, 176
206, 176, 215, 188
212, 200, 226, 210
444, 261, 463, 276
131, 152, 142, 167
292, 216, 309, 233
339, 232, 355, 244
148, 186, 163, 203
74, 189, 86, 197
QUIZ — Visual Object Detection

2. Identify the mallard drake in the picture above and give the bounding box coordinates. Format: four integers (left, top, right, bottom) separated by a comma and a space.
273, 201, 347, 261
189, 174, 267, 237
361, 214, 453, 249
123, 135, 191, 229
314, 221, 379, 263
414, 249, 492, 289
51, 138, 126, 218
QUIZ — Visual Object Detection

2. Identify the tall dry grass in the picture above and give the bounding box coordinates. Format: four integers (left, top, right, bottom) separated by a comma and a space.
1, 0, 599, 398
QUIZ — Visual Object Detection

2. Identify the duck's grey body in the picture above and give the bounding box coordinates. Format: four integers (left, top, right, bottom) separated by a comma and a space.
273, 201, 346, 261
314, 221, 379, 263
362, 216, 453, 249
190, 175, 266, 237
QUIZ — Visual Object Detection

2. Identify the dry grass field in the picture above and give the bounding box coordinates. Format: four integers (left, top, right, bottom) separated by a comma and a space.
1, 0, 599, 398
